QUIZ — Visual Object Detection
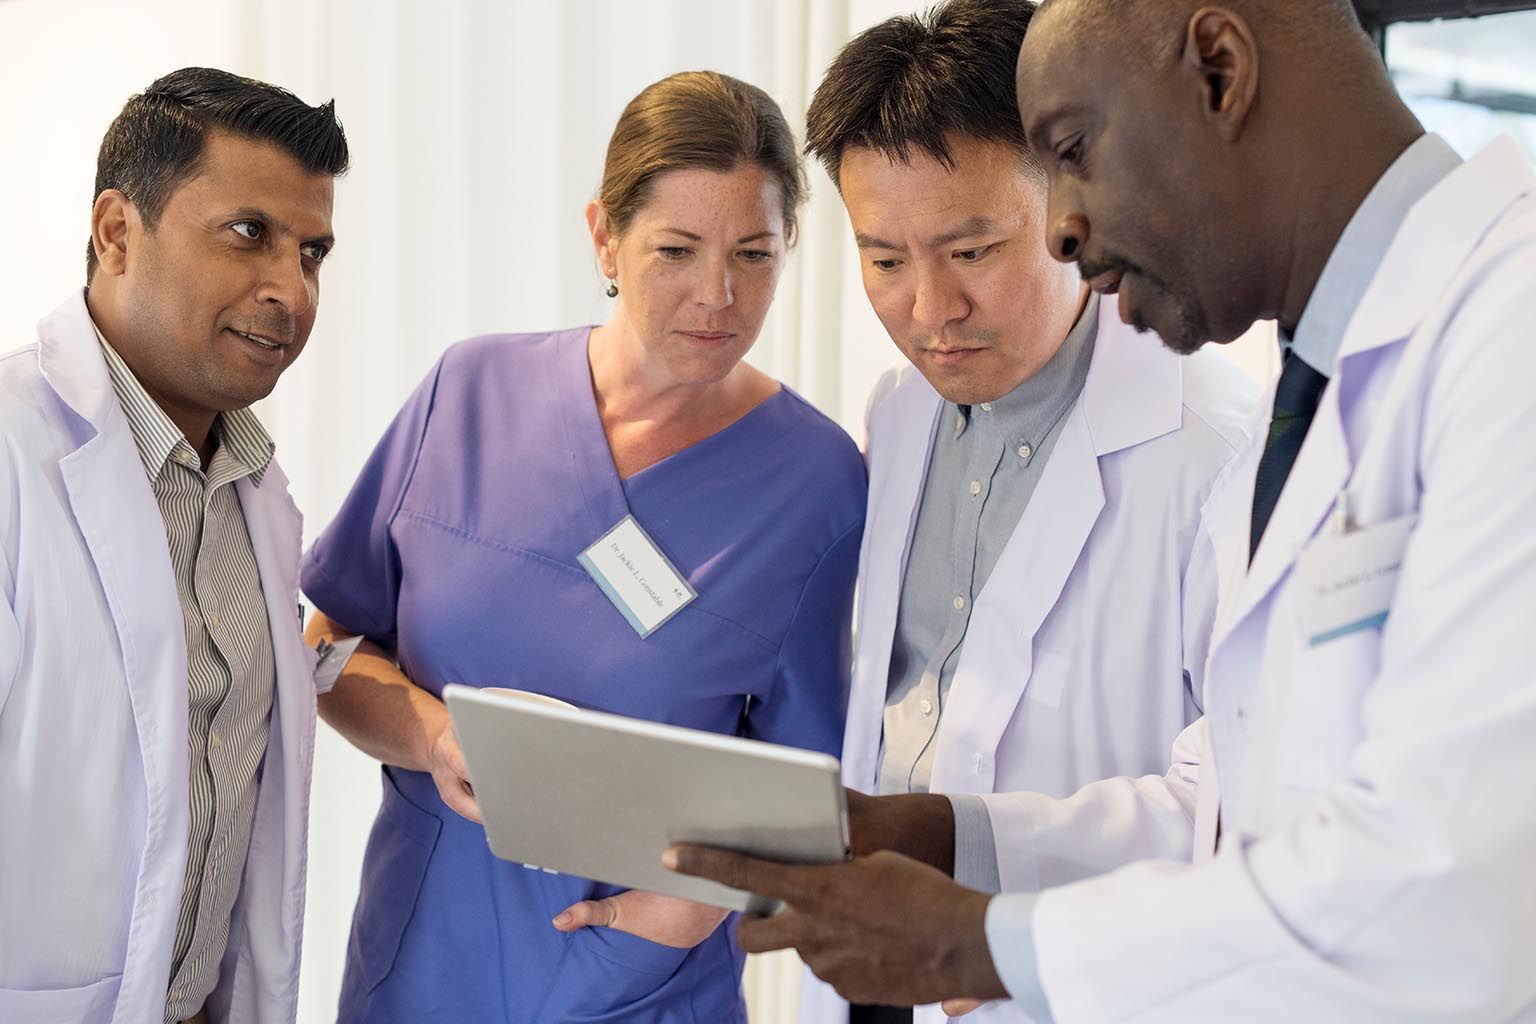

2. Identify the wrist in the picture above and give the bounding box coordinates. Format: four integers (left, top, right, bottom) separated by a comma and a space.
939, 890, 1008, 1002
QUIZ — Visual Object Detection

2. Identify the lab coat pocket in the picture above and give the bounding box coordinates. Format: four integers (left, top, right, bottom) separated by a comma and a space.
349, 768, 443, 993
0, 973, 121, 1023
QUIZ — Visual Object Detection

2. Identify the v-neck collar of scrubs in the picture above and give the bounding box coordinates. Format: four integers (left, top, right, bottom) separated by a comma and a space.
557, 326, 790, 543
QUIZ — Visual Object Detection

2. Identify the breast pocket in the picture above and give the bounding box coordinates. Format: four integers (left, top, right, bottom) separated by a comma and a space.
0, 974, 122, 1023
1274, 626, 1382, 793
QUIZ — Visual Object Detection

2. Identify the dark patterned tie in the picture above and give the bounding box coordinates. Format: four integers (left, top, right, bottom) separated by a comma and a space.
1249, 351, 1329, 561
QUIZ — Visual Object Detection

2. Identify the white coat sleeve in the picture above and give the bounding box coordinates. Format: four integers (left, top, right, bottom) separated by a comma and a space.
0, 576, 16, 714
979, 716, 1203, 893
1028, 277, 1536, 1022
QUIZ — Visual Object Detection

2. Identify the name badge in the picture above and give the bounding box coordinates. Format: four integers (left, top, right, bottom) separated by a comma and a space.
1298, 508, 1416, 647
578, 515, 697, 638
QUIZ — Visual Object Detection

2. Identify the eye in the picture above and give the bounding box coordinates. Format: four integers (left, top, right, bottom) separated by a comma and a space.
953, 244, 999, 264
1056, 135, 1086, 170
232, 220, 264, 241
300, 241, 331, 264
739, 248, 775, 263
871, 257, 902, 273
658, 246, 691, 260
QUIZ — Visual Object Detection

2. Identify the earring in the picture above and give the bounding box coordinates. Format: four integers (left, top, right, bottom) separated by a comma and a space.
605, 279, 619, 298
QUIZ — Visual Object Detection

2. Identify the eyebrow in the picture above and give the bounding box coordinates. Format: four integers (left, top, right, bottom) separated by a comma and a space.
227, 206, 335, 249
856, 215, 998, 252
1024, 103, 1085, 153
659, 227, 778, 245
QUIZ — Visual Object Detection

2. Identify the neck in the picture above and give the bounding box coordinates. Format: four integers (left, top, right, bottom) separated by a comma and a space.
587, 320, 738, 429
85, 283, 218, 457
1271, 102, 1424, 333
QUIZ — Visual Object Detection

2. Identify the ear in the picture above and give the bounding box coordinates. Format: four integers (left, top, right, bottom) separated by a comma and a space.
585, 200, 618, 279
1183, 7, 1260, 142
91, 190, 137, 277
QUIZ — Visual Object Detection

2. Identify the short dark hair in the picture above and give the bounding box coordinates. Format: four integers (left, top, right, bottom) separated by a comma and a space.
805, 0, 1042, 191
87, 66, 349, 279
599, 70, 806, 246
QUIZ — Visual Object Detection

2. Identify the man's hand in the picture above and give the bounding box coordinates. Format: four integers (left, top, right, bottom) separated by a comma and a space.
664, 845, 1006, 1007
551, 890, 729, 948
426, 716, 481, 823
846, 789, 956, 872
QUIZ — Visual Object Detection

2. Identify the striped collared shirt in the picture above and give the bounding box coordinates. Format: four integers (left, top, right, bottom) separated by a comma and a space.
92, 325, 278, 1024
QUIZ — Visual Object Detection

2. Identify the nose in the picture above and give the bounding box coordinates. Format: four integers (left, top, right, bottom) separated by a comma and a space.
911, 266, 970, 331
1046, 190, 1088, 265
257, 249, 315, 318
695, 258, 733, 310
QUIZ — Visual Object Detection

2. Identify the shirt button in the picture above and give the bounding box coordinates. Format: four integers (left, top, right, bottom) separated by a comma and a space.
210, 731, 222, 749
980, 402, 992, 412
1018, 443, 1033, 460
968, 480, 982, 497
955, 413, 966, 432
208, 610, 221, 632
952, 595, 966, 611
919, 698, 934, 716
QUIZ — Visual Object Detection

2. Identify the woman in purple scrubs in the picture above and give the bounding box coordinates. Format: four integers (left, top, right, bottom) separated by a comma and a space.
301, 71, 865, 1023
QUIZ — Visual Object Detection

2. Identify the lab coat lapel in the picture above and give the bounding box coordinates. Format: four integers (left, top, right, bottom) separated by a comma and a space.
228, 465, 310, 1002
36, 292, 189, 1014
934, 301, 1182, 791
1224, 136, 1535, 637
842, 374, 940, 790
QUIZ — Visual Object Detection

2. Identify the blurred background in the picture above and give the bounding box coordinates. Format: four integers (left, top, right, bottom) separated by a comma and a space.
2, 1, 1532, 1020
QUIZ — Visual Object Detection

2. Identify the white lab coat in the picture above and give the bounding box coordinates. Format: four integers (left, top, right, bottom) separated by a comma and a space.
801, 296, 1259, 1024
984, 137, 1536, 1021
0, 293, 320, 1024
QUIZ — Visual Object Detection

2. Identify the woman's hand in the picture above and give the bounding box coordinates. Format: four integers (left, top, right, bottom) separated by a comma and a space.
552, 890, 729, 948
426, 714, 482, 823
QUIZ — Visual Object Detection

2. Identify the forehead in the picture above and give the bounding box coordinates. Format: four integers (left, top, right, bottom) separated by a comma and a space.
166, 131, 334, 232
839, 138, 1037, 230
1016, 6, 1106, 137
630, 163, 783, 232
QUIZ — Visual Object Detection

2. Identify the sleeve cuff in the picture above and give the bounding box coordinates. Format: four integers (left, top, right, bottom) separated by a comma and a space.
949, 793, 1003, 892
985, 892, 1054, 1022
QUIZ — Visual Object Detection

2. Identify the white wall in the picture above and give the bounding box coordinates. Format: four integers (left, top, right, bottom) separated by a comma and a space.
0, 3, 1274, 1021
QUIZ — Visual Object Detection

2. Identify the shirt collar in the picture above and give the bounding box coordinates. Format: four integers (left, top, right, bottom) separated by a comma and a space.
1286, 132, 1463, 377
952, 295, 1099, 445
91, 316, 274, 486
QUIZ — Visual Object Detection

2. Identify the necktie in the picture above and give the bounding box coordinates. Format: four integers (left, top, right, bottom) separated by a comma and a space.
1249, 351, 1329, 561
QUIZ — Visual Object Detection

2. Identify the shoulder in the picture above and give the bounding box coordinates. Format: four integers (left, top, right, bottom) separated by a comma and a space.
767, 386, 865, 492
1176, 346, 1263, 455
433, 326, 581, 387
0, 344, 70, 461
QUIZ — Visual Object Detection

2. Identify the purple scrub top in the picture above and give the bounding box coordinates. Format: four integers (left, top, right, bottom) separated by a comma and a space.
302, 327, 865, 1023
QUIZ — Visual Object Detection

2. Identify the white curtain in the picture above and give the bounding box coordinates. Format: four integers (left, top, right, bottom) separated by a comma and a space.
0, 3, 1275, 1021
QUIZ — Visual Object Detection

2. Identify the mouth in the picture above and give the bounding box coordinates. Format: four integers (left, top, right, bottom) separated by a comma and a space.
1084, 268, 1124, 296
229, 328, 288, 350
679, 330, 734, 343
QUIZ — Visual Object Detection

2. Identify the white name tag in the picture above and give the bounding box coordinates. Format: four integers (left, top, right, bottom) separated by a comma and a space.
578, 515, 697, 638
1298, 511, 1416, 646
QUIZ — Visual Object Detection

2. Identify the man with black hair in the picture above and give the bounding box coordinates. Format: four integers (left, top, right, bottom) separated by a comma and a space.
0, 67, 349, 1024
794, 2, 1255, 1022
673, 0, 1536, 1020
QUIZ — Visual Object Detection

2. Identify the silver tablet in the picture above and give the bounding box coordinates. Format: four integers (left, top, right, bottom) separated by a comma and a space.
443, 684, 850, 914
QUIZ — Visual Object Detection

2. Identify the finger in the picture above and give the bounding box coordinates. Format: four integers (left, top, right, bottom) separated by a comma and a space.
444, 780, 483, 824
941, 998, 988, 1016
551, 898, 617, 932
663, 845, 803, 903
734, 906, 812, 955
